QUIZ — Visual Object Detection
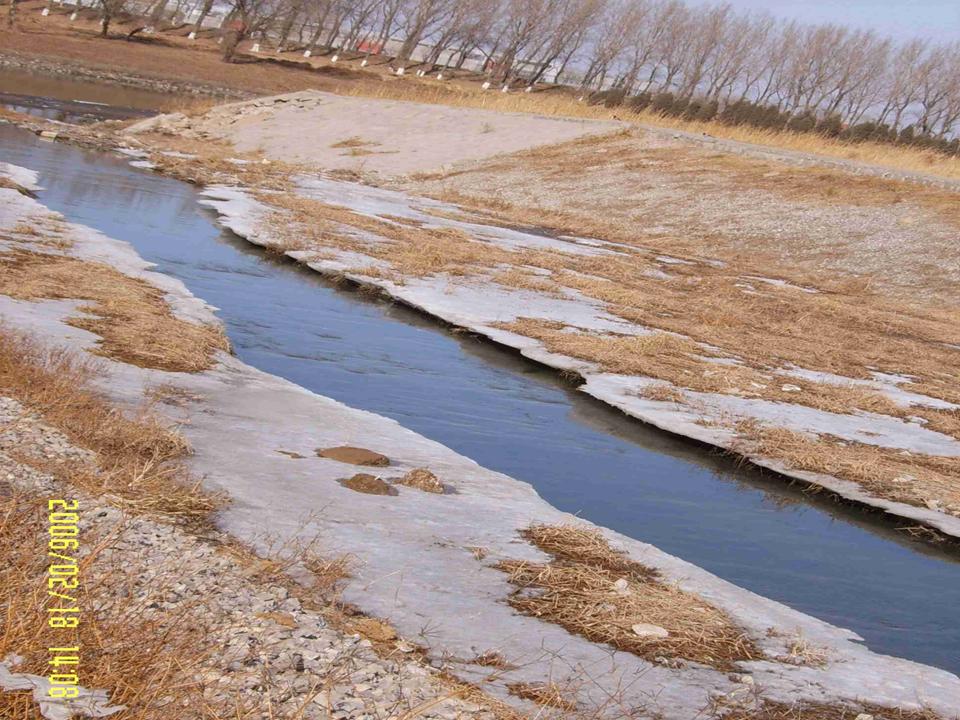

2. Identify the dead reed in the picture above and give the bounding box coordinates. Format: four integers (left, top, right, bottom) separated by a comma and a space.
0, 250, 229, 373
496, 524, 761, 670
0, 327, 219, 521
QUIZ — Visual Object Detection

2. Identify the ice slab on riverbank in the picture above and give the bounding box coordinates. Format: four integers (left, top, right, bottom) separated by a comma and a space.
199, 179, 960, 541
4, 163, 960, 718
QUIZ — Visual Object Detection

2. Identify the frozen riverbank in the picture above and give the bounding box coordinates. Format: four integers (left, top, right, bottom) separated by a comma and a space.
197, 179, 960, 542
4, 159, 960, 718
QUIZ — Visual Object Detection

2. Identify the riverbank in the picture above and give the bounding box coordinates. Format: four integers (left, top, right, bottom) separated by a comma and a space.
3, 146, 960, 717
85, 91, 959, 546
4, 0, 960, 184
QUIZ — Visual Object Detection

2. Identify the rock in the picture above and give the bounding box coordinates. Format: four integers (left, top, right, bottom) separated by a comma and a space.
395, 468, 443, 494
123, 112, 187, 135
631, 623, 669, 639
612, 578, 630, 594
855, 714, 873, 720
339, 474, 397, 496
781, 384, 802, 392
317, 446, 390, 466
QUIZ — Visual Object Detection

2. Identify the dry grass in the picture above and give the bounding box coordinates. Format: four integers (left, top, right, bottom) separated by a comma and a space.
733, 424, 960, 517
345, 83, 960, 182
496, 319, 930, 419
507, 682, 578, 711
716, 699, 952, 720
0, 327, 219, 521
7, 0, 960, 181
330, 136, 380, 149
496, 524, 760, 670
0, 177, 33, 196
0, 488, 220, 720
0, 250, 229, 372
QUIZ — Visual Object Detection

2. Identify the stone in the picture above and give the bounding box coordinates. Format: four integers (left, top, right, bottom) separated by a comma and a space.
317, 446, 390, 466
631, 623, 669, 639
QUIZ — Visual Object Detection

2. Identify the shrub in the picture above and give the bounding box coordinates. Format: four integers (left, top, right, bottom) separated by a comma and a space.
651, 92, 676, 115
626, 92, 652, 113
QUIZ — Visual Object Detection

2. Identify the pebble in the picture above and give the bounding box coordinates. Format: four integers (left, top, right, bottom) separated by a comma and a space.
0, 396, 496, 720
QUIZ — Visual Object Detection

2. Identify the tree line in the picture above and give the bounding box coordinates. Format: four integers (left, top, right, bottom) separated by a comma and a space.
20, 0, 960, 151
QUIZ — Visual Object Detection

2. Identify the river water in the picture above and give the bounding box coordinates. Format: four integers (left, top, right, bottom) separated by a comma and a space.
1, 87, 957, 674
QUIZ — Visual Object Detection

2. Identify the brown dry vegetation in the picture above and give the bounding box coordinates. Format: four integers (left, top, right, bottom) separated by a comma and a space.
733, 425, 960, 516
0, 488, 219, 720
6, 0, 960, 182
0, 328, 218, 520
716, 700, 953, 720
0, 250, 228, 372
245, 174, 960, 517
496, 525, 760, 670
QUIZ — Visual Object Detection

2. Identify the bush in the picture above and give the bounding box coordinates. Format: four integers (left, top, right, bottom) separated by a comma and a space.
816, 114, 843, 137
668, 96, 689, 117
787, 111, 816, 133
626, 92, 653, 113
696, 99, 719, 122
651, 92, 676, 115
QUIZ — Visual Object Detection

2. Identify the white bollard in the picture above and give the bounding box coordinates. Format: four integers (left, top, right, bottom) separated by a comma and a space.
481, 81, 491, 90
69, 10, 77, 20
217, 37, 223, 44
251, 42, 260, 52
525, 85, 533, 93
395, 66, 405, 75
330, 54, 338, 62
303, 49, 311, 57
501, 84, 509, 93
41, 7, 50, 16
187, 31, 196, 40
360, 58, 368, 67
436, 72, 443, 80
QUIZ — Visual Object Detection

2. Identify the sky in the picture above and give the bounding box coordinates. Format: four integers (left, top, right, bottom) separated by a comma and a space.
722, 0, 959, 44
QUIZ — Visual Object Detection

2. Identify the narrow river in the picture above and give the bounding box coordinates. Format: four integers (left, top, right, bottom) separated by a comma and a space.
2, 118, 958, 674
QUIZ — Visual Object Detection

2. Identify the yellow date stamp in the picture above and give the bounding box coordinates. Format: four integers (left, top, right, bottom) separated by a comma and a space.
46, 499, 81, 699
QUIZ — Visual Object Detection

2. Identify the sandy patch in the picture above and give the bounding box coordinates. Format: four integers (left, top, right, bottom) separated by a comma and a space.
125, 90, 623, 177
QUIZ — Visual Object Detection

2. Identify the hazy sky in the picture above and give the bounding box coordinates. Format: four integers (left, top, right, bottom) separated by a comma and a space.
722, 0, 959, 43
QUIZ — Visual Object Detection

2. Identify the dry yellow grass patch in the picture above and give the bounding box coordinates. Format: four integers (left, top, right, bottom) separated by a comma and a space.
345, 82, 960, 182
507, 682, 578, 711
716, 699, 950, 720
496, 524, 760, 670
0, 177, 33, 196
497, 319, 919, 418
330, 136, 380, 149
0, 489, 220, 720
0, 250, 229, 373
733, 424, 960, 517
0, 328, 219, 521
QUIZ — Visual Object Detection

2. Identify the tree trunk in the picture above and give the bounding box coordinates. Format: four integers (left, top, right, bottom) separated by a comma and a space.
190, 0, 212, 35
222, 28, 242, 61
7, 0, 17, 29
149, 0, 170, 25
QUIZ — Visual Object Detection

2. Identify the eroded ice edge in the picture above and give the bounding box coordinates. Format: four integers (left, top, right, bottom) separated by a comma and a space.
3, 164, 959, 718
199, 179, 960, 542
